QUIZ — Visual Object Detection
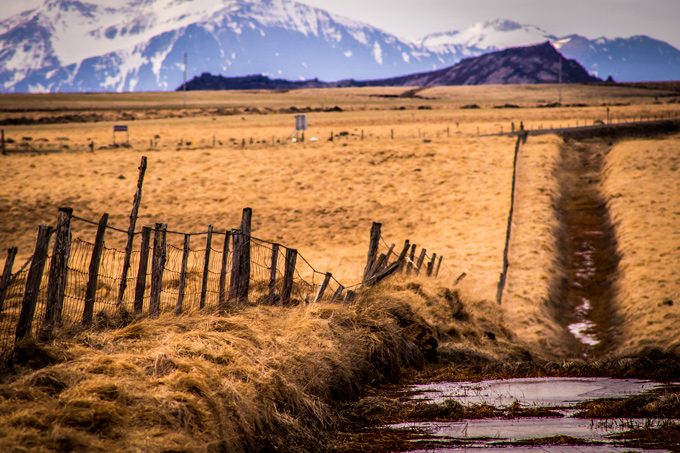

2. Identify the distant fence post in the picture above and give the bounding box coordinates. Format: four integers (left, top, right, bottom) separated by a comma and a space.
314, 272, 332, 303
281, 248, 297, 305
175, 233, 190, 315
230, 208, 252, 303
218, 231, 231, 314
43, 207, 73, 335
199, 225, 213, 309
268, 243, 279, 304
330, 284, 344, 303
362, 222, 382, 283
117, 156, 147, 306
415, 249, 427, 275
149, 223, 167, 317
0, 246, 18, 313
82, 213, 108, 325
133, 226, 152, 314
15, 225, 52, 342
426, 253, 437, 277
434, 256, 443, 278
1, 129, 6, 155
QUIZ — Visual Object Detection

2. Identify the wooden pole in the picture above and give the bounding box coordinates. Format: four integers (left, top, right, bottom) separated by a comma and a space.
149, 223, 167, 318
82, 213, 108, 325
344, 290, 355, 304
237, 208, 252, 303
1, 129, 6, 155
314, 272, 332, 303
434, 256, 443, 277
0, 246, 18, 313
117, 156, 147, 306
406, 244, 416, 275
415, 248, 427, 275
16, 225, 52, 341
396, 240, 410, 271
175, 234, 190, 315
43, 207, 73, 335
281, 248, 297, 305
362, 222, 381, 283
133, 226, 151, 314
199, 225, 213, 309
426, 253, 437, 277
268, 244, 279, 304
218, 231, 231, 314
330, 284, 344, 303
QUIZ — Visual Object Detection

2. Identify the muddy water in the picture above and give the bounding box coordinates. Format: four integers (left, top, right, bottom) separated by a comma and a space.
390, 377, 669, 452
554, 140, 620, 353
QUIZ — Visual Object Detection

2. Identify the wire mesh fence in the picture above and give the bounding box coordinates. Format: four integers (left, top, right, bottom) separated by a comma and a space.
0, 211, 362, 360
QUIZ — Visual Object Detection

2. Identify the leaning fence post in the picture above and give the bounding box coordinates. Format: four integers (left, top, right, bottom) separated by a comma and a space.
330, 284, 344, 303
199, 225, 213, 309
175, 233, 190, 315
117, 156, 147, 306
415, 248, 427, 275
344, 290, 355, 304
396, 240, 410, 272
149, 223, 167, 318
280, 248, 297, 305
43, 207, 73, 335
434, 256, 443, 277
15, 225, 52, 342
82, 213, 108, 325
362, 222, 382, 283
218, 231, 231, 314
268, 244, 279, 304
133, 226, 151, 314
314, 272, 332, 303
0, 246, 18, 313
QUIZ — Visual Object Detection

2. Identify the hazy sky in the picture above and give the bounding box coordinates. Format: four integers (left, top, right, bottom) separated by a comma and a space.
2, 0, 679, 47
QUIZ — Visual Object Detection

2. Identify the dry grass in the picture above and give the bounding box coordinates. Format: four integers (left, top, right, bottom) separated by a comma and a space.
602, 133, 680, 355
0, 277, 519, 452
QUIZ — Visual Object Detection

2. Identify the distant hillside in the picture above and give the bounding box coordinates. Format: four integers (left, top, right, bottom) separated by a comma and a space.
179, 42, 600, 90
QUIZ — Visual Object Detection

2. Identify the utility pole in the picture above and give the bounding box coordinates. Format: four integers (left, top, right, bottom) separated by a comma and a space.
183, 51, 188, 109
558, 55, 563, 104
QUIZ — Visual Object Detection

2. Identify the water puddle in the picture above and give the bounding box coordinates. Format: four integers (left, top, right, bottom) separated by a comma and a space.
407, 377, 661, 407
388, 377, 671, 451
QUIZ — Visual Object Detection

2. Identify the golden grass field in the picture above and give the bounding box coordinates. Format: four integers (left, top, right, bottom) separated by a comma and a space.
603, 134, 680, 355
1, 84, 679, 353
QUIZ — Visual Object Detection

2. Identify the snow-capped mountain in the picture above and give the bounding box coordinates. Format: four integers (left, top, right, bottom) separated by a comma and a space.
421, 19, 680, 82
0, 0, 448, 93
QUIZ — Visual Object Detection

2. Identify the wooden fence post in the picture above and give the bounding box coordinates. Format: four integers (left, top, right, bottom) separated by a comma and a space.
43, 207, 73, 335
230, 208, 252, 303
82, 213, 108, 325
199, 225, 213, 309
149, 223, 167, 317
396, 240, 410, 272
362, 222, 382, 283
406, 244, 416, 274
218, 231, 231, 314
15, 225, 52, 341
434, 256, 443, 277
330, 284, 344, 303
344, 290, 355, 304
0, 246, 18, 313
1, 129, 6, 155
133, 226, 151, 314
426, 253, 437, 277
117, 156, 147, 306
280, 248, 297, 305
268, 244, 279, 304
415, 248, 427, 275
175, 234, 190, 315
314, 272, 332, 303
